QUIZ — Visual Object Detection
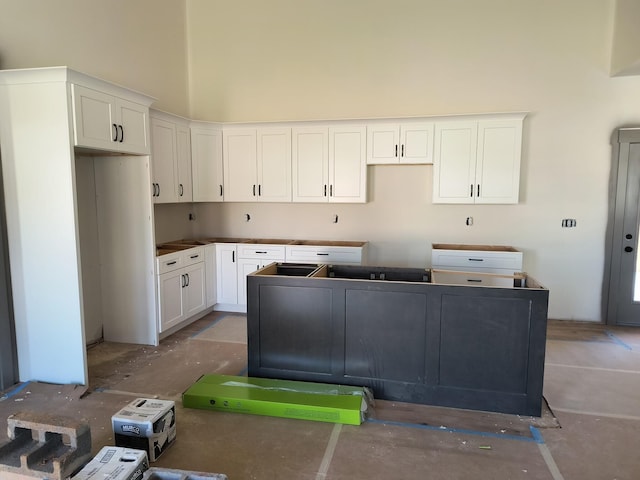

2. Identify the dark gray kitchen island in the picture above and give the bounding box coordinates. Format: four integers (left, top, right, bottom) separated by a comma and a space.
247, 263, 549, 416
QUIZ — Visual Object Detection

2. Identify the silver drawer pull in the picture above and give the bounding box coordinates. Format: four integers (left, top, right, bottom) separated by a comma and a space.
468, 258, 484, 262
467, 279, 482, 283
166, 261, 177, 266
190, 254, 200, 259
255, 251, 267, 254
316, 253, 329, 256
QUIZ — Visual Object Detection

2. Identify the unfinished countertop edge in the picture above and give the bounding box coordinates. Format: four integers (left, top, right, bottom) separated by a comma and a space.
156, 238, 369, 255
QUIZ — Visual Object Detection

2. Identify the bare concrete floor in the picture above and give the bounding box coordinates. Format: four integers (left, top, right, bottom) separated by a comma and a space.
1, 314, 640, 479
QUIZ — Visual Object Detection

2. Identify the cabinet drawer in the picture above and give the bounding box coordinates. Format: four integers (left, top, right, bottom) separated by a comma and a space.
237, 244, 286, 260
432, 249, 522, 271
157, 252, 183, 274
285, 246, 363, 264
183, 247, 205, 266
431, 269, 521, 288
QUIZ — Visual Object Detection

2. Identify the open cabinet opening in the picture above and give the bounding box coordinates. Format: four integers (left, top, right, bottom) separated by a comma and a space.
75, 153, 157, 348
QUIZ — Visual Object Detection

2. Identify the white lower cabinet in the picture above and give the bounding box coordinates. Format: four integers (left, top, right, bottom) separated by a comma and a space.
431, 244, 523, 287
212, 241, 366, 312
236, 244, 286, 305
215, 243, 239, 306
284, 244, 367, 265
204, 244, 217, 307
157, 247, 206, 333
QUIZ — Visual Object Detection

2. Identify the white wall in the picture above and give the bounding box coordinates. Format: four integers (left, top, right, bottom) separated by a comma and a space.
186, 0, 640, 322
611, 0, 640, 75
0, 0, 190, 116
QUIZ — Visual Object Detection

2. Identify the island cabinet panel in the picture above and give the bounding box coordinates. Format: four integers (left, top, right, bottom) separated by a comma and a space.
256, 285, 335, 374
344, 289, 427, 384
438, 294, 531, 393
247, 265, 549, 416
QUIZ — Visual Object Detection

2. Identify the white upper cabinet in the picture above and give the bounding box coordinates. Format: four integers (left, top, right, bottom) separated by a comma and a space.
257, 127, 292, 202
150, 111, 192, 204
191, 124, 224, 202
176, 125, 193, 202
292, 125, 366, 203
223, 127, 292, 202
292, 127, 329, 202
329, 125, 367, 203
475, 119, 523, 204
367, 123, 434, 165
433, 115, 524, 204
223, 128, 258, 202
72, 84, 150, 155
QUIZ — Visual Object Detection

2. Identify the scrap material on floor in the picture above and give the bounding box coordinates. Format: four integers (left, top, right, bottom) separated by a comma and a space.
0, 313, 639, 479
182, 374, 370, 425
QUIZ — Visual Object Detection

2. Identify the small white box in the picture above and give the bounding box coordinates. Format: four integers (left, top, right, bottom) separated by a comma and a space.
72, 446, 149, 480
112, 398, 176, 462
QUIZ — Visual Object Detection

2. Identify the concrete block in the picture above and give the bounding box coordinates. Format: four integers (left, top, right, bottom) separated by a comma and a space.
143, 467, 228, 480
0, 412, 92, 479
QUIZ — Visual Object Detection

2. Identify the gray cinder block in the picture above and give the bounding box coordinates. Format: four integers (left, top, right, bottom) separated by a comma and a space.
0, 412, 91, 479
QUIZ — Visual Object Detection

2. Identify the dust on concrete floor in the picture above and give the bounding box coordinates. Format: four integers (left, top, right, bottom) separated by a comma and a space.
1, 313, 639, 479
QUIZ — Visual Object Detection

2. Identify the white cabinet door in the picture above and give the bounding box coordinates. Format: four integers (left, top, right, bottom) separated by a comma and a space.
204, 244, 217, 307
215, 243, 238, 304
257, 127, 292, 202
116, 98, 150, 155
475, 119, 522, 204
400, 123, 434, 164
433, 121, 478, 204
158, 269, 185, 333
72, 84, 149, 155
183, 262, 206, 318
223, 129, 257, 202
292, 127, 329, 202
237, 258, 262, 306
72, 84, 116, 152
329, 125, 366, 203
176, 125, 193, 202
366, 124, 400, 164
191, 125, 224, 202
151, 117, 178, 203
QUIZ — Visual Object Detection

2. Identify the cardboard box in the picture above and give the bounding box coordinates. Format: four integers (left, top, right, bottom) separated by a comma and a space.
72, 446, 149, 480
182, 374, 370, 425
111, 398, 176, 462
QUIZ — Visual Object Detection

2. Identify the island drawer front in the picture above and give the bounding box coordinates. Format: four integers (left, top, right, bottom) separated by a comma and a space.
432, 250, 522, 271
431, 270, 517, 287
285, 246, 363, 264
157, 252, 184, 274
183, 246, 205, 266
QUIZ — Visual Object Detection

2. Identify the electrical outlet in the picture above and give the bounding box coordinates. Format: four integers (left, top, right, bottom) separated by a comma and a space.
561, 219, 577, 227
